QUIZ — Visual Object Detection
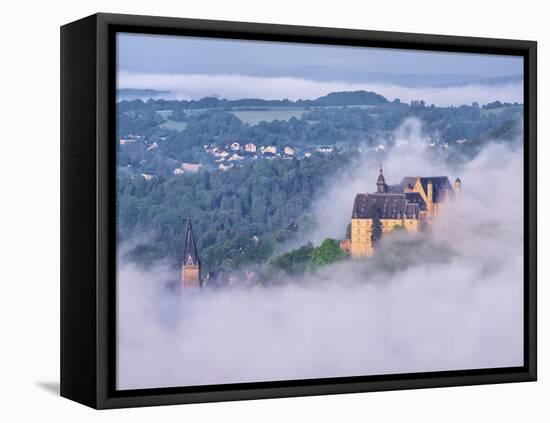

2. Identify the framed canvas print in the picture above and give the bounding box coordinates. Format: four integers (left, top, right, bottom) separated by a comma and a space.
60, 13, 537, 409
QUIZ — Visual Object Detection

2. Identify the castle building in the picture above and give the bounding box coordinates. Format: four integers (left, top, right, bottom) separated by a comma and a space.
181, 219, 201, 289
349, 166, 460, 257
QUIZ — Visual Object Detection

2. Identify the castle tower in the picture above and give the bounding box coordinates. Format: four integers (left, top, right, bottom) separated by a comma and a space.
427, 179, 434, 216
181, 219, 200, 289
454, 177, 462, 194
376, 164, 387, 193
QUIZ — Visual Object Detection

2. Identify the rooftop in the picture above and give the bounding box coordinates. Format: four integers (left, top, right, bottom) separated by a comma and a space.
352, 193, 421, 219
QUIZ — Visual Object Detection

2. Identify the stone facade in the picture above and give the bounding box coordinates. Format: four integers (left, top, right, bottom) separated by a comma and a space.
349, 167, 460, 258
181, 265, 200, 289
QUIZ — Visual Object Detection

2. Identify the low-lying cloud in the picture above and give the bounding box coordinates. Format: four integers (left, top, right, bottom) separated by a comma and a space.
118, 71, 523, 106
117, 125, 524, 390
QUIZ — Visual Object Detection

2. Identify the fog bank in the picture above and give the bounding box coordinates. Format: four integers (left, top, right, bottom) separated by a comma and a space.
118, 71, 523, 107
117, 128, 524, 389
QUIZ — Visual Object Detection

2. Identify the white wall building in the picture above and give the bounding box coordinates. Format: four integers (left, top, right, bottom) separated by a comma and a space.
228, 153, 245, 161
219, 163, 234, 171
181, 163, 202, 172
146, 142, 158, 151
244, 143, 257, 153
261, 145, 277, 154
284, 146, 296, 156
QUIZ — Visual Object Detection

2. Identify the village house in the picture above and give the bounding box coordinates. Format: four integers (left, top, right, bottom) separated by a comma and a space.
244, 143, 257, 153
119, 138, 137, 145
140, 173, 155, 181
228, 153, 245, 161
213, 149, 229, 158
261, 145, 277, 155
284, 146, 296, 156
219, 163, 234, 171
181, 163, 202, 172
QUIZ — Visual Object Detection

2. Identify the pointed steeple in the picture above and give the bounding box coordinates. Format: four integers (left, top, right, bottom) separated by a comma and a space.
376, 164, 387, 193
183, 218, 199, 267
181, 218, 201, 290
454, 177, 462, 194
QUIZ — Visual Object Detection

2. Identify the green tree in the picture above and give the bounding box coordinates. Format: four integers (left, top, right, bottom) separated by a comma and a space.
270, 242, 314, 274
310, 239, 346, 268
371, 207, 383, 245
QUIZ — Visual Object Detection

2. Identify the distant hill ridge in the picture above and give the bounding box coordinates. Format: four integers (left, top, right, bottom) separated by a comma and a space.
117, 89, 389, 107
304, 90, 388, 106
117, 88, 171, 98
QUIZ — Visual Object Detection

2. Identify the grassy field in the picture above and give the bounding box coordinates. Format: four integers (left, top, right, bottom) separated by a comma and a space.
230, 105, 376, 125
158, 108, 306, 127
156, 104, 377, 129
159, 120, 188, 131
156, 110, 173, 118
229, 109, 305, 125
157, 110, 187, 131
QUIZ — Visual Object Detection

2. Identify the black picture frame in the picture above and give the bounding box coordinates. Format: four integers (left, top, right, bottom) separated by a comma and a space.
60, 12, 537, 409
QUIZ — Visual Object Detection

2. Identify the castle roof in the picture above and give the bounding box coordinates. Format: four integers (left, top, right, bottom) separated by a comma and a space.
401, 176, 454, 202
404, 192, 428, 210
183, 219, 200, 267
352, 193, 421, 219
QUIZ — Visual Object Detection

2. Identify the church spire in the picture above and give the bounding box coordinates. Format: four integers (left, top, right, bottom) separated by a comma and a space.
181, 218, 200, 289
376, 164, 387, 193
183, 218, 199, 266
454, 177, 462, 194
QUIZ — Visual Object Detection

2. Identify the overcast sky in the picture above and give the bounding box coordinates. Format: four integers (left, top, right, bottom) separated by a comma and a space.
116, 33, 524, 104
